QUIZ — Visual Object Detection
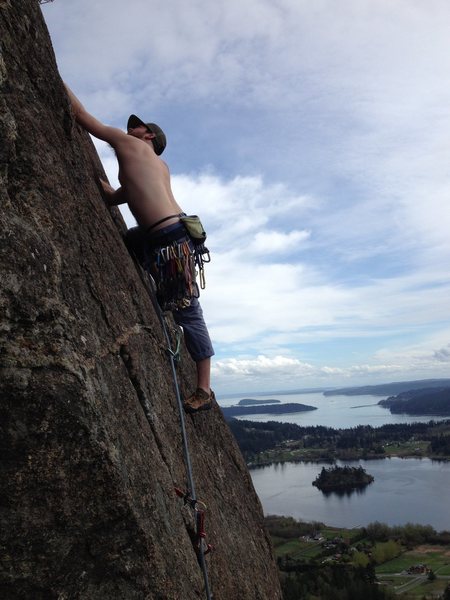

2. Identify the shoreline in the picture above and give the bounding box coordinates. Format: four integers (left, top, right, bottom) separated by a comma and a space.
248, 450, 450, 469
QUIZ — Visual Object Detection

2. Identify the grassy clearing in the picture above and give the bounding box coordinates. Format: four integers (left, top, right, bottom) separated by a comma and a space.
273, 525, 365, 560
376, 546, 450, 575
384, 440, 429, 457
376, 555, 418, 574
274, 540, 306, 556
436, 564, 450, 576
321, 527, 364, 543
274, 539, 323, 559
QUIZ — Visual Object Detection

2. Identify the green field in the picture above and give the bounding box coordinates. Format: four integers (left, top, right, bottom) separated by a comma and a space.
273, 525, 365, 560
376, 546, 450, 575
383, 440, 429, 457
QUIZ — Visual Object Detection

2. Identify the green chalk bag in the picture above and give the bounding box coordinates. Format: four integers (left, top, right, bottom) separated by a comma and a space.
180, 214, 207, 245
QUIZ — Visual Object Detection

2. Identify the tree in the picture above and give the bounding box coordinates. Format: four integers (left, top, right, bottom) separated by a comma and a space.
353, 551, 370, 568
365, 522, 391, 542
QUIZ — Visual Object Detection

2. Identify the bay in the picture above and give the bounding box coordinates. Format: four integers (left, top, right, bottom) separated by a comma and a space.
218, 391, 450, 428
250, 457, 450, 531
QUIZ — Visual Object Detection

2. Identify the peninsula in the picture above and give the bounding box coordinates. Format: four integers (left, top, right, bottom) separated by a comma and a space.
378, 387, 450, 415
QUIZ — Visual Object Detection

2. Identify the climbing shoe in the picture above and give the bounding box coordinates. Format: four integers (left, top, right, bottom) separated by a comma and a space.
184, 388, 215, 413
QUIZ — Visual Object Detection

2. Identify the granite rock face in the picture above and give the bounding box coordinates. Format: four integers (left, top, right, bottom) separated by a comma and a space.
0, 2, 282, 598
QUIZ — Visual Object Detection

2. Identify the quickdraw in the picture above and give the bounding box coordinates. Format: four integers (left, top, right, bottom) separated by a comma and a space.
174, 488, 214, 557
195, 510, 214, 556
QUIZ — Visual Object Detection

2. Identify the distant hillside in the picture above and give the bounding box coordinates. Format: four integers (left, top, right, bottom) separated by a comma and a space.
221, 403, 317, 419
324, 379, 450, 397
379, 388, 450, 415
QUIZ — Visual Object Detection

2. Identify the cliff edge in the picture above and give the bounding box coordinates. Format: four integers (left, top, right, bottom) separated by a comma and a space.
0, 2, 282, 598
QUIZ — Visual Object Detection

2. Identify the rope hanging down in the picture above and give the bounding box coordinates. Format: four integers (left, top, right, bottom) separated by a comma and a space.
122, 230, 213, 599
145, 273, 214, 600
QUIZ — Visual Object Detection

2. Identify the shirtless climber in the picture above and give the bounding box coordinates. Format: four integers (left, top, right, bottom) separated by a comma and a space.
65, 84, 214, 413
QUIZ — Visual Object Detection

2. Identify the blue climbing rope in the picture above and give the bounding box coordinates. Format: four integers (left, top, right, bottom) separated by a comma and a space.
147, 274, 213, 600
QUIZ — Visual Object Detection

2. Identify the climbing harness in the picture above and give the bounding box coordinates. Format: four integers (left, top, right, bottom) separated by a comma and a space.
147, 213, 207, 245
146, 214, 211, 298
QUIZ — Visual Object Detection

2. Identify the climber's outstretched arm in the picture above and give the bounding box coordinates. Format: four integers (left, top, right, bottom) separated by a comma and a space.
64, 83, 125, 146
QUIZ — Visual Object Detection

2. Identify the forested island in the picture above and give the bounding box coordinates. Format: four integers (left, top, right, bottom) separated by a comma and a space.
228, 418, 450, 465
379, 387, 450, 415
221, 402, 317, 418
312, 465, 374, 492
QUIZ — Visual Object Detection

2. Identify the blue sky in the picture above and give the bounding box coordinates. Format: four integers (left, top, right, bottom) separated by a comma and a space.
42, 0, 450, 394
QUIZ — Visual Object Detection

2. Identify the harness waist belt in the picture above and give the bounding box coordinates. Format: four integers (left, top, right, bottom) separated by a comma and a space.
147, 223, 189, 249
147, 213, 184, 233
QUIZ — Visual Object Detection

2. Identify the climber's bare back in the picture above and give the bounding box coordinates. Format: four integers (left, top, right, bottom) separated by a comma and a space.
113, 131, 183, 229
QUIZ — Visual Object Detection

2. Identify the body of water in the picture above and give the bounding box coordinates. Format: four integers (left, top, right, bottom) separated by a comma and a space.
218, 391, 449, 428
250, 457, 450, 531
218, 390, 450, 529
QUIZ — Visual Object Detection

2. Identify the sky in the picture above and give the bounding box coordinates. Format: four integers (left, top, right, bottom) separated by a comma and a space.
41, 0, 450, 394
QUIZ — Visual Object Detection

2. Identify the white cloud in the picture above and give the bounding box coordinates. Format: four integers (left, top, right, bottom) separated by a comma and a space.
172, 172, 450, 342
93, 146, 450, 368
42, 0, 450, 391
212, 344, 450, 393
247, 230, 310, 255
44, 1, 450, 115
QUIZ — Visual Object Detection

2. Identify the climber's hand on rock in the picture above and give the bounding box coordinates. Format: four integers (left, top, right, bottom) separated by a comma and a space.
99, 178, 115, 196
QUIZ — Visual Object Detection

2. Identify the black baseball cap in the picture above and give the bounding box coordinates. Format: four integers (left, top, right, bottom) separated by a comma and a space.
127, 114, 167, 155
